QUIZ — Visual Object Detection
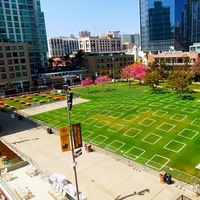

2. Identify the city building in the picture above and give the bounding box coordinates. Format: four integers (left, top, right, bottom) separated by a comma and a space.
148, 51, 199, 67
83, 51, 134, 77
47, 37, 79, 58
139, 0, 200, 53
0, 42, 32, 94
78, 32, 121, 52
121, 33, 140, 46
79, 30, 91, 38
0, 0, 48, 74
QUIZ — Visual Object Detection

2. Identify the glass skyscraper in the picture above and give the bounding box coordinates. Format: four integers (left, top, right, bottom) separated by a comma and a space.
139, 0, 200, 52
0, 0, 48, 73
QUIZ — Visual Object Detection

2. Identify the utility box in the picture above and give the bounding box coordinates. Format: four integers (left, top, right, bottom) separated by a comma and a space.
159, 171, 166, 183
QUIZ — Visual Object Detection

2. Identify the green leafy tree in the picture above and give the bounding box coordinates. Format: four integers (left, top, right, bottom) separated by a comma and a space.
167, 70, 192, 97
144, 71, 162, 90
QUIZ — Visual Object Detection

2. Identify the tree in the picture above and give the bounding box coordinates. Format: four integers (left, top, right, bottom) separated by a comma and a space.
189, 58, 200, 81
144, 71, 162, 90
132, 65, 147, 84
167, 70, 192, 97
75, 50, 84, 69
95, 75, 110, 88
120, 65, 135, 87
81, 77, 93, 92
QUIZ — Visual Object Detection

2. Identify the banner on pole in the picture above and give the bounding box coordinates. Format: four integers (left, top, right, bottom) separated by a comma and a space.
59, 126, 71, 152
72, 123, 82, 149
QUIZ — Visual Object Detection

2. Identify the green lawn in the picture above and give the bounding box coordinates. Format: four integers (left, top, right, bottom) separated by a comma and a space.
29, 82, 200, 181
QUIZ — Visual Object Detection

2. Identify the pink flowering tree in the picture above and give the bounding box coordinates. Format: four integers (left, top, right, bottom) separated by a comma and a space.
120, 65, 135, 87
95, 75, 110, 89
132, 65, 147, 84
81, 77, 93, 92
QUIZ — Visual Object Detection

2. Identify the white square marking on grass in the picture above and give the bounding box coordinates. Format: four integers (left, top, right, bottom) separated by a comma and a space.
82, 130, 94, 139
175, 101, 190, 105
142, 133, 162, 144
123, 128, 142, 138
164, 105, 179, 110
190, 118, 200, 127
182, 108, 198, 114
72, 116, 86, 121
135, 101, 148, 105
146, 154, 170, 170
109, 112, 124, 119
149, 97, 160, 101
123, 105, 137, 111
83, 118, 97, 125
170, 114, 187, 122
123, 114, 139, 122
123, 147, 145, 160
90, 135, 108, 145
108, 124, 124, 132
105, 140, 125, 152
193, 104, 200, 109
152, 110, 168, 117
178, 128, 199, 139
94, 120, 110, 128
98, 110, 111, 116
136, 107, 151, 113
110, 104, 125, 109
149, 102, 163, 107
87, 109, 100, 114
139, 118, 156, 127
157, 123, 175, 132
160, 99, 173, 103
164, 140, 186, 153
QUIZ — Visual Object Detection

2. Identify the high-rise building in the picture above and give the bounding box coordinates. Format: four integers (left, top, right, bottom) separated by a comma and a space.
79, 30, 91, 38
121, 34, 140, 46
0, 0, 48, 74
139, 0, 200, 52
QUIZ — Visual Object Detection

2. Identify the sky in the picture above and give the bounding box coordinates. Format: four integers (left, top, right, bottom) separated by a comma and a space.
40, 0, 140, 38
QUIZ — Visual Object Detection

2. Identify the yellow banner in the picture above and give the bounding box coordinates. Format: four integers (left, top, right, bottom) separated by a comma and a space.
59, 126, 71, 152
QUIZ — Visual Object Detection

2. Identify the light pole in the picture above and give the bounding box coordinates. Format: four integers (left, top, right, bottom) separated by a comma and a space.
65, 87, 80, 200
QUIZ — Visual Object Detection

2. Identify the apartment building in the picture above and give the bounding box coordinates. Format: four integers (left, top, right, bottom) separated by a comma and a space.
47, 37, 79, 58
78, 32, 121, 52
0, 42, 32, 93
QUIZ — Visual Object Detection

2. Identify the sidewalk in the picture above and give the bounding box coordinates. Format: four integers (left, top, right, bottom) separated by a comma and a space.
0, 99, 198, 200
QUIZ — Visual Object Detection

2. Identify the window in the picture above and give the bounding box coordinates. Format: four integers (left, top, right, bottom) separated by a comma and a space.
6, 52, 11, 58
0, 60, 4, 65
22, 71, 27, 76
20, 52, 24, 57
9, 66, 13, 71
18, 46, 23, 50
5, 46, 10, 51
13, 52, 18, 57
21, 65, 26, 70
7, 59, 12, 64
14, 59, 19, 64
15, 66, 20, 70
10, 73, 15, 78
0, 67, 5, 72
20, 58, 25, 63
1, 74, 7, 79
0, 53, 3, 58
16, 72, 21, 77
12, 46, 17, 50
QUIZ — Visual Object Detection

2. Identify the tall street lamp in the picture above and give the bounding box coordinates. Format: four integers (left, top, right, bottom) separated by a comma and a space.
64, 85, 80, 200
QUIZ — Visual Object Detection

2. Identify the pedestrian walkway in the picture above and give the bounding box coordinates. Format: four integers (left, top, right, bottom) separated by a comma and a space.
0, 98, 199, 200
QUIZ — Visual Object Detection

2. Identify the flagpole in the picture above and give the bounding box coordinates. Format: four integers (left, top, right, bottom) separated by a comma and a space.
67, 91, 80, 200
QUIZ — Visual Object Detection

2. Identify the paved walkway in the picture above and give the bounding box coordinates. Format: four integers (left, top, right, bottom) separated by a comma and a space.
0, 99, 199, 200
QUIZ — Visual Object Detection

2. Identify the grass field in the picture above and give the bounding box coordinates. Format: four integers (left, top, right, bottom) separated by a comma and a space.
29, 82, 200, 179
